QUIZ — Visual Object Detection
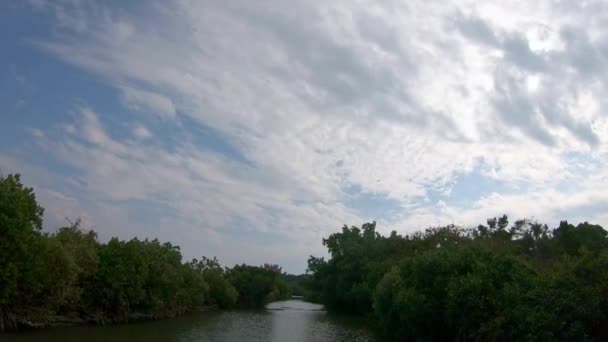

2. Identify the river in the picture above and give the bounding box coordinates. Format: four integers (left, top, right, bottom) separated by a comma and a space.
1, 300, 374, 341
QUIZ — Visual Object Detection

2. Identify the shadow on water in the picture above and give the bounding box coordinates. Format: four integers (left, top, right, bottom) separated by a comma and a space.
1, 300, 374, 342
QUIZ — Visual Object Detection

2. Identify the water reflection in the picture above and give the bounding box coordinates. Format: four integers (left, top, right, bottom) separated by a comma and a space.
268, 300, 324, 342
2, 300, 373, 342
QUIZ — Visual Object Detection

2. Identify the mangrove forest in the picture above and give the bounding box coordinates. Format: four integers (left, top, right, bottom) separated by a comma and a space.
2, 172, 608, 341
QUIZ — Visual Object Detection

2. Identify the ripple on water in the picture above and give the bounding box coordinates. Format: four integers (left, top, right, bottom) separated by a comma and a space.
1, 300, 374, 342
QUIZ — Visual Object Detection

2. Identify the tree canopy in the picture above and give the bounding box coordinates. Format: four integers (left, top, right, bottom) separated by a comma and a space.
4, 171, 608, 340
307, 218, 608, 341
0, 173, 289, 331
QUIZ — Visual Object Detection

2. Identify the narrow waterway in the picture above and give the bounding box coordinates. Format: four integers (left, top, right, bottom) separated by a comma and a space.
1, 300, 374, 341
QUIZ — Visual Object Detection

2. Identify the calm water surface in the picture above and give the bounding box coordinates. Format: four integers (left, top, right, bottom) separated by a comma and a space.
1, 300, 373, 341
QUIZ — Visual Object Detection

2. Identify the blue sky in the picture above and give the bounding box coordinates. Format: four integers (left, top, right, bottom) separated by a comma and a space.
2, 0, 608, 273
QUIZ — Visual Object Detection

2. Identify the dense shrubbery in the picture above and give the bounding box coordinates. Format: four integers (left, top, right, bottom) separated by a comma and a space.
229, 264, 290, 308
307, 218, 608, 341
281, 273, 308, 297
0, 174, 289, 331
6, 171, 607, 339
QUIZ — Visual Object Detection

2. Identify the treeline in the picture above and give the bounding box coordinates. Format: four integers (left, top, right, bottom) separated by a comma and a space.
281, 274, 308, 297
306, 217, 608, 340
0, 174, 290, 331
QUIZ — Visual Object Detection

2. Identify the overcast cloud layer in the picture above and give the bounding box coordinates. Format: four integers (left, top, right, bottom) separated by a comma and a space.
2, 0, 608, 272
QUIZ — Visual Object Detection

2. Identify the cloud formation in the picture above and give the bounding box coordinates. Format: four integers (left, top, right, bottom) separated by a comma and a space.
2, 0, 608, 272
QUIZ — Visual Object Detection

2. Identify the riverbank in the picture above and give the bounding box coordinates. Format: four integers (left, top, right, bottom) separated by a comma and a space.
12, 305, 220, 331
1, 300, 374, 342
1, 174, 294, 333
306, 220, 608, 340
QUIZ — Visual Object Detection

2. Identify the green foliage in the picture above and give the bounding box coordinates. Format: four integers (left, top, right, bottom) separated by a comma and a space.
187, 257, 237, 309
53, 222, 99, 313
307, 222, 387, 313
90, 238, 204, 321
228, 264, 290, 308
0, 174, 45, 330
281, 273, 309, 297
307, 218, 608, 341
0, 173, 290, 331
374, 247, 536, 340
7, 171, 608, 339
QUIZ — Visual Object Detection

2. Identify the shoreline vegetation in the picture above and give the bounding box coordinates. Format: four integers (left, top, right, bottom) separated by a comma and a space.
305, 219, 608, 340
15, 304, 220, 330
0, 174, 292, 332
3, 172, 608, 340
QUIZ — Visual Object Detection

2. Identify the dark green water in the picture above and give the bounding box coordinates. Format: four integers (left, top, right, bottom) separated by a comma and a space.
0, 300, 373, 341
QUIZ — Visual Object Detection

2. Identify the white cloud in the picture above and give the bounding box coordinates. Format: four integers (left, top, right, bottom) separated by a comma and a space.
120, 86, 177, 120
34, 188, 92, 230
27, 128, 45, 138
9, 0, 608, 271
26, 108, 363, 270
132, 124, 152, 140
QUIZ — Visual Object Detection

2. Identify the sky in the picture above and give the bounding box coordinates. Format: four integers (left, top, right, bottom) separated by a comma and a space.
1, 0, 608, 273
